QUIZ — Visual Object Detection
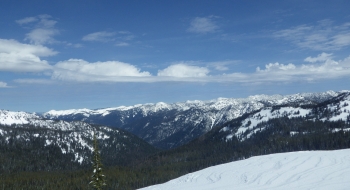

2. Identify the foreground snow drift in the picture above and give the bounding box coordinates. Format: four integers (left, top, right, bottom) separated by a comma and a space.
140, 149, 350, 190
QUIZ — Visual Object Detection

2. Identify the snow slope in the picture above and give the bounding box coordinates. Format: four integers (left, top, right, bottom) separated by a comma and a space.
140, 149, 350, 190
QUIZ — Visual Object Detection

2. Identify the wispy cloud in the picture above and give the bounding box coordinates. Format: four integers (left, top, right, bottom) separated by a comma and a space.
14, 79, 54, 84
0, 81, 9, 88
274, 20, 350, 50
187, 16, 219, 34
117, 31, 135, 40
207, 60, 239, 71
16, 16, 38, 25
0, 39, 56, 72
82, 31, 135, 47
115, 42, 129, 47
82, 31, 116, 42
65, 42, 83, 48
17, 14, 59, 45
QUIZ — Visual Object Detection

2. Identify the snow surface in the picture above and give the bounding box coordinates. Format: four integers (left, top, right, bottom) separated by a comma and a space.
140, 149, 350, 190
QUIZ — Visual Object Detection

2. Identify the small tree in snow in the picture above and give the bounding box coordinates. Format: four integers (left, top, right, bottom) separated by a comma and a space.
90, 132, 106, 190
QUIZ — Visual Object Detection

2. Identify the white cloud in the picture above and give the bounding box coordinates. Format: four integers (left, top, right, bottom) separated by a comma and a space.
187, 16, 218, 34
0, 81, 8, 88
52, 59, 151, 82
82, 31, 116, 42
0, 39, 56, 72
304, 52, 333, 63
17, 14, 59, 45
274, 20, 350, 50
256, 63, 296, 72
157, 63, 209, 77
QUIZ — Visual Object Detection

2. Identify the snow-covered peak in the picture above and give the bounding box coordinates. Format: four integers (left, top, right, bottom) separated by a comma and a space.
151, 102, 171, 112
45, 108, 93, 117
0, 110, 40, 125
248, 94, 284, 101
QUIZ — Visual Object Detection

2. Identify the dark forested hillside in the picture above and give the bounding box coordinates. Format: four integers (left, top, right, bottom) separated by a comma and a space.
0, 122, 158, 174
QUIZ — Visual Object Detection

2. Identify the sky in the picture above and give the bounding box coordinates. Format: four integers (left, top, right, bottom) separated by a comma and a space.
1, 0, 350, 112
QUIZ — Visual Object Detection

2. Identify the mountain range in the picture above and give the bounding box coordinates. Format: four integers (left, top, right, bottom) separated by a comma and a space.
42, 90, 344, 149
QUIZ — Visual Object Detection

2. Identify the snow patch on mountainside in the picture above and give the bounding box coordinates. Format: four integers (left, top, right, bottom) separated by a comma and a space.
234, 107, 311, 140
140, 149, 350, 190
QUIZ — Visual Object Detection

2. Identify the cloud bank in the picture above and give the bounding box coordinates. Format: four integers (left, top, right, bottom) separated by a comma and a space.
51, 54, 350, 83
0, 38, 349, 84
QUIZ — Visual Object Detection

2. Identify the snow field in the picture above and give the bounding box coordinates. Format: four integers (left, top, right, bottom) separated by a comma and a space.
140, 149, 350, 190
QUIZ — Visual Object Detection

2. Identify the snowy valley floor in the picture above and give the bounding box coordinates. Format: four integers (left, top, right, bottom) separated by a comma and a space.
140, 149, 350, 190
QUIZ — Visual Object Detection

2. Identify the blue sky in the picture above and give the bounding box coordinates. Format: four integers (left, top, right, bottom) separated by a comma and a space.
1, 0, 350, 112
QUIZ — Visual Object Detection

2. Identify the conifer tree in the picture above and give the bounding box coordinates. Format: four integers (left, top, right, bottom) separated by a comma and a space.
90, 132, 106, 190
